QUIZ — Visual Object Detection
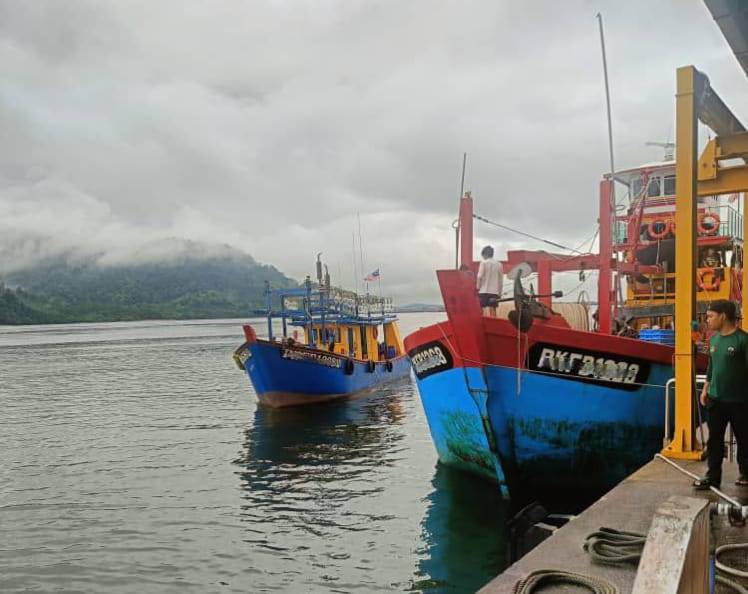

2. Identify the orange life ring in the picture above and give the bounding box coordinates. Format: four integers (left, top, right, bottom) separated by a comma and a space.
647, 219, 672, 240
697, 268, 721, 291
697, 212, 720, 236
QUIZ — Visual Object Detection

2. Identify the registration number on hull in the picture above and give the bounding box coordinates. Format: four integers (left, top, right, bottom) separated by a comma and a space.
280, 347, 342, 368
408, 341, 454, 379
528, 343, 651, 390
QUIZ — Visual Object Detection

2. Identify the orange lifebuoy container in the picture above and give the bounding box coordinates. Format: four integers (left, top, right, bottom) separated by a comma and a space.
647, 219, 673, 240
697, 268, 721, 291
697, 212, 720, 236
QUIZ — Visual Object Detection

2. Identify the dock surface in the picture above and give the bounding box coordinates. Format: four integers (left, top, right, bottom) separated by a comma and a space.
481, 458, 747, 593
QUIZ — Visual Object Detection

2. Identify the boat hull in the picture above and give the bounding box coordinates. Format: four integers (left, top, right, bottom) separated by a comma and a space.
236, 339, 411, 408
404, 270, 703, 504
483, 361, 671, 505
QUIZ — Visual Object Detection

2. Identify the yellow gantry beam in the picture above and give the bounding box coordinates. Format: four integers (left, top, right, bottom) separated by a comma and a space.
665, 66, 702, 459
663, 66, 747, 458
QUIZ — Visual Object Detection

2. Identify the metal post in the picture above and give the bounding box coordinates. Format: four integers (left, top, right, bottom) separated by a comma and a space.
305, 276, 313, 347
459, 192, 474, 269
598, 180, 613, 334
456, 152, 467, 269
538, 261, 552, 306
281, 296, 287, 338
265, 281, 273, 342
664, 66, 703, 459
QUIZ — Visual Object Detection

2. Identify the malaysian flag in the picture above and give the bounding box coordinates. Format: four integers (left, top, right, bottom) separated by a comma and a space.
363, 269, 380, 282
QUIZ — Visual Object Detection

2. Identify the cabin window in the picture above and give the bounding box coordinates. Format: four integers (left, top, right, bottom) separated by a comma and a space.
360, 326, 368, 359
347, 328, 355, 355
647, 177, 661, 197
631, 177, 643, 198
663, 175, 675, 196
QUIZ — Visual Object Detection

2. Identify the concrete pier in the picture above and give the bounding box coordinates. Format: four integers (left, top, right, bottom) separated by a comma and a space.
481, 458, 747, 593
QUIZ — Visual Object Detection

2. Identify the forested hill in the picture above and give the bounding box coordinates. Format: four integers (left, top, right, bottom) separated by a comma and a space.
0, 243, 296, 324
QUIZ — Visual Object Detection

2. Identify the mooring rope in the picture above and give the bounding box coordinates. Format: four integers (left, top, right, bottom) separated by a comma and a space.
512, 569, 618, 594
580, 524, 748, 593
583, 527, 646, 565
717, 574, 748, 594
716, 543, 748, 580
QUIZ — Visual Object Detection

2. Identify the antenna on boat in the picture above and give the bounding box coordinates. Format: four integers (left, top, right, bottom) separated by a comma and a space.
316, 252, 323, 285
645, 141, 675, 161
357, 212, 367, 295
352, 230, 360, 297
454, 152, 467, 269
597, 13, 616, 198
597, 12, 623, 323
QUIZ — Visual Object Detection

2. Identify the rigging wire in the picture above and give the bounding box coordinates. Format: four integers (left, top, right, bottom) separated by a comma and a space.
473, 213, 586, 255
474, 212, 599, 262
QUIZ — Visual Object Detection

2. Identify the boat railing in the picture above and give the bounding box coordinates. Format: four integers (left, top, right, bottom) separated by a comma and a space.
267, 285, 394, 319
705, 204, 743, 241
663, 374, 735, 459
612, 203, 743, 245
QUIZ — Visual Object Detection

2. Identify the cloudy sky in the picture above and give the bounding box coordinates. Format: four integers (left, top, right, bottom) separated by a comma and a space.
1, 0, 747, 303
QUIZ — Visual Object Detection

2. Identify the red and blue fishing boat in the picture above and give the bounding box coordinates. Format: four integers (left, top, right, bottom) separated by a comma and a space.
235, 256, 410, 408
405, 159, 737, 503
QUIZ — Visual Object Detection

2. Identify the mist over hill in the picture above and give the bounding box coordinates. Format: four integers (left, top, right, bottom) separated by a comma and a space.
0, 240, 296, 325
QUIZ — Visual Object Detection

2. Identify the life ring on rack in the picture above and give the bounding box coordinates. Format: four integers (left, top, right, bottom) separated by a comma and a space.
697, 268, 721, 291
697, 212, 720, 236
647, 219, 673, 240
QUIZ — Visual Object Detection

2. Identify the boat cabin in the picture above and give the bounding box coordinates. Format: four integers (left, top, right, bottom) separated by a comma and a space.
264, 278, 404, 362
613, 160, 743, 329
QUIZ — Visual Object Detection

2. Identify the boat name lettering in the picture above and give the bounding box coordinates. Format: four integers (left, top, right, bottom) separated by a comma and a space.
408, 341, 454, 379
529, 343, 650, 390
281, 348, 342, 368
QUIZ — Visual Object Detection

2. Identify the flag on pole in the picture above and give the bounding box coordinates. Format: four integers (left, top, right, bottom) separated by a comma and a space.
363, 269, 380, 282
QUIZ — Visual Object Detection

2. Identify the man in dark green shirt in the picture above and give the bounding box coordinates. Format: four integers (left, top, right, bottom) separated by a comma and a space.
694, 300, 748, 489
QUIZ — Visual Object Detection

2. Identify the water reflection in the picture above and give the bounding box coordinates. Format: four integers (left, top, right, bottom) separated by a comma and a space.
412, 467, 509, 593
235, 381, 407, 473
231, 380, 412, 587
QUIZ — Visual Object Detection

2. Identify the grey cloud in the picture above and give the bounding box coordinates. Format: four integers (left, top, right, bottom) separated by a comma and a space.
1, 0, 747, 303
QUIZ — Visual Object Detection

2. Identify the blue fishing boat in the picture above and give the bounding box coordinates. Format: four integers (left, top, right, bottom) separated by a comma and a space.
405, 166, 725, 503
234, 256, 410, 407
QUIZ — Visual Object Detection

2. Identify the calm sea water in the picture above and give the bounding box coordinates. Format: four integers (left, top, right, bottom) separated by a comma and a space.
1, 314, 507, 593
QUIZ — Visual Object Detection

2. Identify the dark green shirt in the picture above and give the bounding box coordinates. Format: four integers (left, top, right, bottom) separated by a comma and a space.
707, 329, 748, 403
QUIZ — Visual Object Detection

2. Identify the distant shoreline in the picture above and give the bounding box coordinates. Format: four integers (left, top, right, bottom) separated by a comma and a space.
0, 309, 444, 327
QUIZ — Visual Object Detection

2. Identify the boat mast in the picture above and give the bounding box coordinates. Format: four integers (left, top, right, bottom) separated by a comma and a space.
597, 12, 618, 331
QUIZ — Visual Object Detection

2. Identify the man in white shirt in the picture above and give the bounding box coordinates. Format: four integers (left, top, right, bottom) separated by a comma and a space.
476, 245, 503, 317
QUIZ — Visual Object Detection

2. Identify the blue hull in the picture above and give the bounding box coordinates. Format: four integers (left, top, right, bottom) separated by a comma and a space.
483, 364, 671, 503
238, 340, 411, 407
409, 337, 673, 503
415, 367, 509, 496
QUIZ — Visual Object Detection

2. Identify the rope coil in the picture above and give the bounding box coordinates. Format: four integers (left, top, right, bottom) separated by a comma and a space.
512, 569, 618, 594
583, 527, 646, 565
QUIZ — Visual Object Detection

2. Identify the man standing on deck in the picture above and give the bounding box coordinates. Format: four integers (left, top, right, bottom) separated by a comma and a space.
476, 245, 503, 317
694, 300, 748, 489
